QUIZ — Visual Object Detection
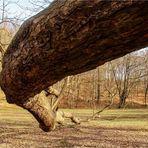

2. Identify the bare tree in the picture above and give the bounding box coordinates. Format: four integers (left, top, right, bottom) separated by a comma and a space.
0, 0, 20, 64
0, 0, 22, 27
95, 67, 100, 104
143, 50, 148, 106
110, 53, 147, 108
144, 80, 148, 106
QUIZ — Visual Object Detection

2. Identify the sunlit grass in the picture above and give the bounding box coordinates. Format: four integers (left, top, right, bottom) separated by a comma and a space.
81, 119, 148, 129
1, 96, 148, 130
63, 108, 148, 129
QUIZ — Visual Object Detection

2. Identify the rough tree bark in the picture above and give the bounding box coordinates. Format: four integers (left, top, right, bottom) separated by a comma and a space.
0, 0, 148, 131
25, 87, 80, 131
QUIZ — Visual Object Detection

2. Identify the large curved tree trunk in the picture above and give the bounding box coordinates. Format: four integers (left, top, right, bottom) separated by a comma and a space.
0, 0, 148, 131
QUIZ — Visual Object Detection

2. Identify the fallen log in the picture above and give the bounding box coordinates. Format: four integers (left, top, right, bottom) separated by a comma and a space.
0, 0, 148, 131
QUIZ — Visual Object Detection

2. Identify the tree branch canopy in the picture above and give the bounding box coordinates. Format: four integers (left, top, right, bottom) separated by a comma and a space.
0, 0, 148, 105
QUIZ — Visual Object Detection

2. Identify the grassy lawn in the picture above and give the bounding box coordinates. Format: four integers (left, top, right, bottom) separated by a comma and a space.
0, 99, 148, 130
63, 108, 148, 129
0, 89, 148, 130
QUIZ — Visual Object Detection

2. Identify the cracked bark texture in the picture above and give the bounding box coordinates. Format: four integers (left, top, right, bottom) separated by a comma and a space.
0, 0, 148, 131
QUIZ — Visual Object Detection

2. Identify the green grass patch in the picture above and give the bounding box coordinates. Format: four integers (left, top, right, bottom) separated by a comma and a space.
63, 108, 148, 129
0, 102, 148, 130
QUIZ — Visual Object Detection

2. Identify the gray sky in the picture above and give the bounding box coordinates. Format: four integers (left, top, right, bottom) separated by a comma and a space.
1, 0, 51, 23
8, 0, 41, 20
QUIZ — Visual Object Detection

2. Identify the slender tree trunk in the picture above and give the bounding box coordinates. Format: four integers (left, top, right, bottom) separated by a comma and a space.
0, 0, 148, 131
96, 67, 100, 104
118, 92, 127, 108
144, 82, 148, 107
76, 75, 80, 108
119, 97, 126, 108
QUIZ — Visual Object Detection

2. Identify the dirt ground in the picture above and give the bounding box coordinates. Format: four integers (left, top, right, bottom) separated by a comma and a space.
0, 121, 148, 148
